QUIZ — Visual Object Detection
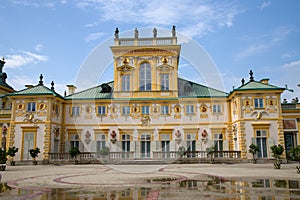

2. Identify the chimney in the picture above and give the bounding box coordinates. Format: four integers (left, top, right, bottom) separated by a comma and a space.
67, 85, 76, 95
25, 85, 34, 89
260, 78, 269, 85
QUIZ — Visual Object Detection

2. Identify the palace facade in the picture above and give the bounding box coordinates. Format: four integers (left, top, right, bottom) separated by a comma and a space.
0, 27, 299, 163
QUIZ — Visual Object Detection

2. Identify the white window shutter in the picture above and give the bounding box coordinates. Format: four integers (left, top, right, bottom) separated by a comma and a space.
223, 140, 229, 151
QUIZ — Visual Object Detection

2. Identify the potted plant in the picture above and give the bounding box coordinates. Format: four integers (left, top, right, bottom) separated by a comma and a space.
29, 147, 40, 165
248, 144, 259, 164
289, 146, 300, 173
206, 145, 215, 164
98, 146, 110, 157
69, 147, 80, 164
0, 148, 7, 171
7, 146, 18, 166
177, 146, 186, 158
270, 144, 284, 169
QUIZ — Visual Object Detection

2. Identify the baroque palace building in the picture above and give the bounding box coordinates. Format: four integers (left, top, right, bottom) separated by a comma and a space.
0, 27, 299, 163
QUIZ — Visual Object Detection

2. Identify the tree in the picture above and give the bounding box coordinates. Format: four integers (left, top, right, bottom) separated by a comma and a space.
29, 147, 40, 165
270, 144, 284, 169
7, 146, 18, 166
0, 148, 7, 171
69, 147, 80, 164
248, 144, 259, 164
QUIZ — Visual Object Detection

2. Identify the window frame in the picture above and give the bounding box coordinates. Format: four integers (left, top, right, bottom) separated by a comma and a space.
185, 104, 195, 115
27, 102, 36, 112
141, 105, 150, 115
254, 98, 264, 109
161, 105, 170, 115
139, 62, 152, 91
97, 105, 106, 115
71, 106, 80, 116
122, 106, 130, 116
122, 74, 130, 91
160, 73, 169, 91
212, 104, 222, 114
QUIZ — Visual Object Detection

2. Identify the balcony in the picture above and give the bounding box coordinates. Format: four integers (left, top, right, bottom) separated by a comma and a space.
114, 37, 177, 46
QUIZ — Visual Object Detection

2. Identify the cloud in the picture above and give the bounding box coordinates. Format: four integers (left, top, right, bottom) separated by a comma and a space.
34, 44, 43, 52
281, 50, 296, 58
259, 1, 271, 10
76, 0, 239, 38
5, 50, 48, 69
9, 0, 56, 8
236, 26, 294, 59
283, 60, 300, 68
85, 32, 106, 42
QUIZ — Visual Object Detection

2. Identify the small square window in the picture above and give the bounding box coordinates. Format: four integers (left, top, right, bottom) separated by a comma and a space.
254, 98, 264, 109
122, 106, 130, 115
213, 104, 222, 113
27, 102, 36, 112
72, 106, 80, 116
142, 106, 150, 114
97, 106, 106, 115
186, 105, 194, 114
161, 105, 169, 115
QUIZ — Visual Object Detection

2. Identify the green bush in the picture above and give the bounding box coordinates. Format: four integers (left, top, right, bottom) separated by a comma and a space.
270, 144, 284, 159
98, 146, 109, 156
0, 148, 7, 164
69, 147, 80, 159
289, 146, 300, 161
29, 147, 40, 160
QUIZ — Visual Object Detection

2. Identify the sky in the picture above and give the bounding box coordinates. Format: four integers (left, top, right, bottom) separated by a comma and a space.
0, 0, 299, 101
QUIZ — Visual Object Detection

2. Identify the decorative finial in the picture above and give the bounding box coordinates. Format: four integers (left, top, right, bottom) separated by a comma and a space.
0, 57, 5, 73
51, 81, 55, 91
249, 70, 254, 82
172, 25, 176, 37
64, 91, 67, 97
114, 27, 119, 39
241, 78, 245, 85
38, 74, 44, 85
153, 27, 157, 38
134, 28, 138, 38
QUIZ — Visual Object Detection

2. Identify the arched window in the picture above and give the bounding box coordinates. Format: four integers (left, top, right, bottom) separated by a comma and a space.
139, 63, 151, 91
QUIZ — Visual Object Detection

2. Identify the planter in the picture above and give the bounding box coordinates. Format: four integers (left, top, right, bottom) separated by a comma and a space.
0, 164, 6, 171
10, 161, 15, 166
32, 160, 38, 165
296, 166, 300, 174
274, 160, 281, 169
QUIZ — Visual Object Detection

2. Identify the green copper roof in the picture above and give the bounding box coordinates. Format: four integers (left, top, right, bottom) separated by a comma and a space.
8, 84, 63, 98
234, 81, 285, 91
178, 78, 228, 98
65, 82, 113, 100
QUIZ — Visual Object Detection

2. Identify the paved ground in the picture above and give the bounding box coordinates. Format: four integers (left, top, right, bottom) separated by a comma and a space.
1, 162, 299, 189
0, 162, 299, 199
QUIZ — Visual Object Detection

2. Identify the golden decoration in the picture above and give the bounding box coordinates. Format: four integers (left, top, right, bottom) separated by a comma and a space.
17, 103, 25, 110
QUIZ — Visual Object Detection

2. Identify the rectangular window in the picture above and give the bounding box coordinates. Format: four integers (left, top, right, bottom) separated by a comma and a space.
96, 134, 106, 152
27, 102, 36, 112
213, 104, 222, 113
214, 133, 223, 153
71, 106, 80, 116
161, 105, 169, 115
254, 98, 264, 108
142, 106, 150, 115
97, 106, 106, 115
186, 105, 194, 114
70, 134, 79, 149
256, 130, 267, 158
161, 74, 169, 91
122, 106, 130, 115
122, 75, 130, 91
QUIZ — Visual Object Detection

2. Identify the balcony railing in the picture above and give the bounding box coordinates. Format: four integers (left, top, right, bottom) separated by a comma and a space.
115, 37, 176, 46
49, 151, 241, 164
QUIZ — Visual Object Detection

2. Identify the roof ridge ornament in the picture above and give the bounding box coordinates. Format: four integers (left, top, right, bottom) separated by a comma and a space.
51, 81, 55, 91
38, 74, 44, 85
249, 70, 254, 82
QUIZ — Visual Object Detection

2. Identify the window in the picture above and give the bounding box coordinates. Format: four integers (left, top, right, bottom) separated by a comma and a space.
72, 106, 80, 116
186, 133, 196, 157
122, 106, 130, 115
139, 63, 151, 91
161, 105, 169, 115
97, 106, 106, 115
122, 75, 130, 91
161, 74, 169, 90
142, 106, 150, 115
96, 134, 106, 152
254, 98, 264, 109
213, 104, 222, 113
186, 105, 194, 114
214, 133, 223, 152
27, 102, 36, 112
70, 134, 79, 149
256, 130, 267, 158
122, 134, 130, 155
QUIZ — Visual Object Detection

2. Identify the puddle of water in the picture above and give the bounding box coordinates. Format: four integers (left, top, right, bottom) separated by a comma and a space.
1, 177, 300, 200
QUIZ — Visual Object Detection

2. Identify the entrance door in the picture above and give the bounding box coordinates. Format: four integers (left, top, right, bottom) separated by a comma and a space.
141, 134, 151, 158
22, 132, 34, 160
284, 132, 295, 159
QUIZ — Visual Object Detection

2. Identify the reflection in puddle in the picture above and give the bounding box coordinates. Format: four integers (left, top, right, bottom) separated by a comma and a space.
1, 178, 300, 200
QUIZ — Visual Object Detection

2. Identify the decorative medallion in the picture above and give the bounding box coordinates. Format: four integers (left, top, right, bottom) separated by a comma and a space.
175, 130, 182, 144
110, 130, 117, 144
17, 103, 24, 110
38, 103, 46, 111
85, 131, 91, 144
85, 105, 92, 114
141, 115, 151, 126
174, 105, 181, 113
